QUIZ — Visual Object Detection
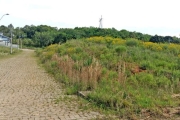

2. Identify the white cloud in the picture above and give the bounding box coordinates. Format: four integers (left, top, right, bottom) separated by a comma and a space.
0, 0, 180, 36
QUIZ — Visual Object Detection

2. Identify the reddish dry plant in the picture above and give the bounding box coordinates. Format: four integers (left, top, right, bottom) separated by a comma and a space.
52, 55, 102, 89
52, 54, 128, 89
52, 54, 126, 89
117, 61, 126, 83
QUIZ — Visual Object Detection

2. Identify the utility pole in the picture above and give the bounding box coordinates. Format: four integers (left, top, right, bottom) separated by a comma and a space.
8, 24, 14, 54
10, 30, 12, 54
21, 37, 22, 49
18, 28, 20, 50
18, 37, 19, 50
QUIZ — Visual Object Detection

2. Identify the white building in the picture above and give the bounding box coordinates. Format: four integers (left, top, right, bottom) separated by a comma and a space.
0, 32, 10, 42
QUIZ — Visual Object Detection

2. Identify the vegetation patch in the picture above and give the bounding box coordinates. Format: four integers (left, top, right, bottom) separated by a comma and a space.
0, 46, 21, 59
36, 37, 180, 119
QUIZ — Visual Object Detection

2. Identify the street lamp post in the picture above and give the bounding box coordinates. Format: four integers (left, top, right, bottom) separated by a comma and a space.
0, 13, 9, 47
0, 13, 9, 21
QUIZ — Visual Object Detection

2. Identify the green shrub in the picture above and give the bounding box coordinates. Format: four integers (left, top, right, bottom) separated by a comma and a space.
155, 61, 166, 68
71, 54, 81, 61
115, 46, 127, 56
75, 47, 83, 53
101, 67, 108, 75
135, 73, 156, 87
125, 40, 138, 47
156, 76, 171, 88
83, 57, 92, 66
35, 48, 42, 56
66, 84, 81, 95
108, 71, 118, 80
140, 61, 154, 69
50, 61, 57, 67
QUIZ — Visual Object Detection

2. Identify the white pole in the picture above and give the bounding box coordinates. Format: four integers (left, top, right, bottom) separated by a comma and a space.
18, 28, 20, 50
10, 30, 12, 54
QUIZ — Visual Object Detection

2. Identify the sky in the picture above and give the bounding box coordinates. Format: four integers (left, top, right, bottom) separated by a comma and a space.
0, 0, 180, 37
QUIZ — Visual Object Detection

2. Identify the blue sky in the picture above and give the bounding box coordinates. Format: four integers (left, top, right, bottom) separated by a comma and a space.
0, 0, 180, 37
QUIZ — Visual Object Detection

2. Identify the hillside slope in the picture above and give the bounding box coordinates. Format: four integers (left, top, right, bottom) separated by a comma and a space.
36, 37, 180, 119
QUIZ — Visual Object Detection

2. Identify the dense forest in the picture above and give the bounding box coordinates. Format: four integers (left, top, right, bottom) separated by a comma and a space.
1, 24, 180, 47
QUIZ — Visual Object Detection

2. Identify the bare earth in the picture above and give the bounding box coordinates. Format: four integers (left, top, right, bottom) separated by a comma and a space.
0, 50, 103, 120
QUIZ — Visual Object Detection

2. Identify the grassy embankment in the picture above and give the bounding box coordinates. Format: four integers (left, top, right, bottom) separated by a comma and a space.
0, 46, 21, 59
36, 37, 180, 119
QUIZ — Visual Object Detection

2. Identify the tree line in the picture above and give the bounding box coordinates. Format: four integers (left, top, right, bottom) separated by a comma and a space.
0, 24, 180, 47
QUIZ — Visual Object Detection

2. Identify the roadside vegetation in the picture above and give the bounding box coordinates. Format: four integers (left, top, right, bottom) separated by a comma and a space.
36, 37, 180, 119
0, 46, 21, 59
